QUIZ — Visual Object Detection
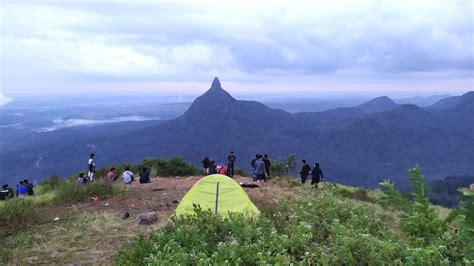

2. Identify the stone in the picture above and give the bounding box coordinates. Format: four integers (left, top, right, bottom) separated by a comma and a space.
171, 199, 180, 204
120, 211, 130, 220
136, 212, 157, 225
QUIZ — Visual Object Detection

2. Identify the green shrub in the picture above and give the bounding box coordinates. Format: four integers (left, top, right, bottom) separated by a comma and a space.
136, 157, 200, 177
52, 180, 121, 204
37, 175, 62, 195
459, 188, 474, 261
0, 198, 40, 233
117, 190, 463, 265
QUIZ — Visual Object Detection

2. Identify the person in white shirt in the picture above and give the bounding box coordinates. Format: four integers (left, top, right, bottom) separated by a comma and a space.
122, 167, 134, 184
88, 153, 96, 182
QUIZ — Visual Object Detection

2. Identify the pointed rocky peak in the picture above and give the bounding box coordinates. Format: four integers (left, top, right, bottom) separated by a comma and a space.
210, 77, 221, 90
359, 96, 398, 114
183, 77, 237, 117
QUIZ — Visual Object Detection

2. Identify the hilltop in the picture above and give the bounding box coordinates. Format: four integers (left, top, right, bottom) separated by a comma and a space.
1, 158, 471, 264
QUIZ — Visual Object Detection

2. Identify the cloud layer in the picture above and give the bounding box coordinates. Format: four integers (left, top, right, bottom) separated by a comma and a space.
1, 0, 473, 95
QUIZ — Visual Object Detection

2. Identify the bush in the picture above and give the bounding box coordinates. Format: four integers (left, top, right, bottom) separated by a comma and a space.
117, 190, 464, 264
52, 180, 121, 204
0, 198, 40, 233
37, 175, 62, 195
136, 157, 200, 177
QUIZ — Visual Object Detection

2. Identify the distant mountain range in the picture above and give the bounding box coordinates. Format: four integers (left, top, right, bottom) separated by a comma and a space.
1, 78, 473, 188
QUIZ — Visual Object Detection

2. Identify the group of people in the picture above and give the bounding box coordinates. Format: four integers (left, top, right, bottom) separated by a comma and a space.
77, 153, 153, 185
251, 154, 271, 183
201, 151, 237, 177
0, 179, 34, 200
299, 160, 324, 188
201, 151, 324, 189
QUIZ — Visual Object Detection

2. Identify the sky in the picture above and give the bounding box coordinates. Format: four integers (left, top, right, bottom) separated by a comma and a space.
0, 0, 473, 102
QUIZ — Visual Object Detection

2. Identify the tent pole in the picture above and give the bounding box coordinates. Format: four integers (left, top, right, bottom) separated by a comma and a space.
215, 182, 220, 215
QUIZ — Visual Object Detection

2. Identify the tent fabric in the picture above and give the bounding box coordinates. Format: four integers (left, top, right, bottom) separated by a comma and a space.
175, 174, 260, 217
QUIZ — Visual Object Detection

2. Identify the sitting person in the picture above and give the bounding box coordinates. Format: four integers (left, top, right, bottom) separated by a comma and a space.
106, 168, 118, 182
208, 161, 217, 175
122, 167, 134, 184
77, 173, 88, 186
0, 184, 14, 200
16, 181, 29, 197
23, 179, 34, 196
218, 164, 227, 175
139, 167, 151, 184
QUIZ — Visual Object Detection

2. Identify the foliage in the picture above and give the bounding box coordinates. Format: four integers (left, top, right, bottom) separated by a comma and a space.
459, 188, 474, 260
37, 175, 62, 195
269, 154, 297, 177
135, 157, 200, 177
379, 165, 465, 261
52, 179, 121, 204
0, 198, 40, 233
117, 189, 464, 265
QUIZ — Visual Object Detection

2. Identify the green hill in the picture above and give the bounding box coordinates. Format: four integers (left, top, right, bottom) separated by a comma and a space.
1, 159, 472, 264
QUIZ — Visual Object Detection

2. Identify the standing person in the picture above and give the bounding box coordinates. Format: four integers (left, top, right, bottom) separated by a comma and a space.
263, 154, 271, 180
88, 153, 96, 182
17, 181, 29, 197
311, 162, 324, 189
23, 179, 34, 196
299, 160, 311, 185
139, 167, 151, 184
254, 155, 268, 183
122, 167, 134, 184
201, 155, 210, 175
0, 184, 14, 200
208, 161, 217, 175
77, 173, 88, 186
227, 151, 236, 178
106, 168, 118, 181
251, 154, 259, 183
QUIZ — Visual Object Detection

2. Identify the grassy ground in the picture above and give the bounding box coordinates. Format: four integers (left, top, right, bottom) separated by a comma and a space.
0, 176, 454, 264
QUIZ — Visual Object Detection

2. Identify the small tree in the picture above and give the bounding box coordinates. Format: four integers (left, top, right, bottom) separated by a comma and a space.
459, 188, 474, 260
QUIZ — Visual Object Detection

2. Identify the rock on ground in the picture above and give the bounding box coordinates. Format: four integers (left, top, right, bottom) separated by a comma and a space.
136, 212, 158, 225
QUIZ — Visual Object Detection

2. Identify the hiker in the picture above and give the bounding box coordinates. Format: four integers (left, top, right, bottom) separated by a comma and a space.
311, 162, 324, 189
0, 184, 14, 200
88, 153, 96, 182
251, 154, 259, 182
254, 155, 268, 183
208, 161, 217, 175
17, 181, 29, 197
122, 167, 134, 184
218, 164, 227, 175
263, 154, 271, 180
139, 167, 151, 184
24, 179, 34, 196
227, 151, 236, 177
201, 155, 210, 175
299, 160, 311, 185
77, 173, 88, 186
106, 168, 118, 182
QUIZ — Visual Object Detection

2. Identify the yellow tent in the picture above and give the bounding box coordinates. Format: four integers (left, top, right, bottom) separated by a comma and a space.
175, 174, 260, 217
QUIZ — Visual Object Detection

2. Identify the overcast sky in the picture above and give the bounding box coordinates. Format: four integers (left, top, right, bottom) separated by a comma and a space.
0, 0, 473, 101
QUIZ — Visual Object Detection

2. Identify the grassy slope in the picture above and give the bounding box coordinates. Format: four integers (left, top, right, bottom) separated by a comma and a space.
0, 177, 453, 264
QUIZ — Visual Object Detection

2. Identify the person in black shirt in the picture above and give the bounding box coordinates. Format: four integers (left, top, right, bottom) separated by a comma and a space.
227, 151, 236, 178
139, 167, 151, 184
201, 155, 210, 175
311, 162, 324, 188
23, 179, 34, 196
209, 160, 217, 175
0, 184, 14, 200
263, 154, 271, 180
299, 160, 311, 185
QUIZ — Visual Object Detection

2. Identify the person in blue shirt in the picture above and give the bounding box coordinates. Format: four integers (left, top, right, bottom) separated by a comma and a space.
16, 181, 29, 197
